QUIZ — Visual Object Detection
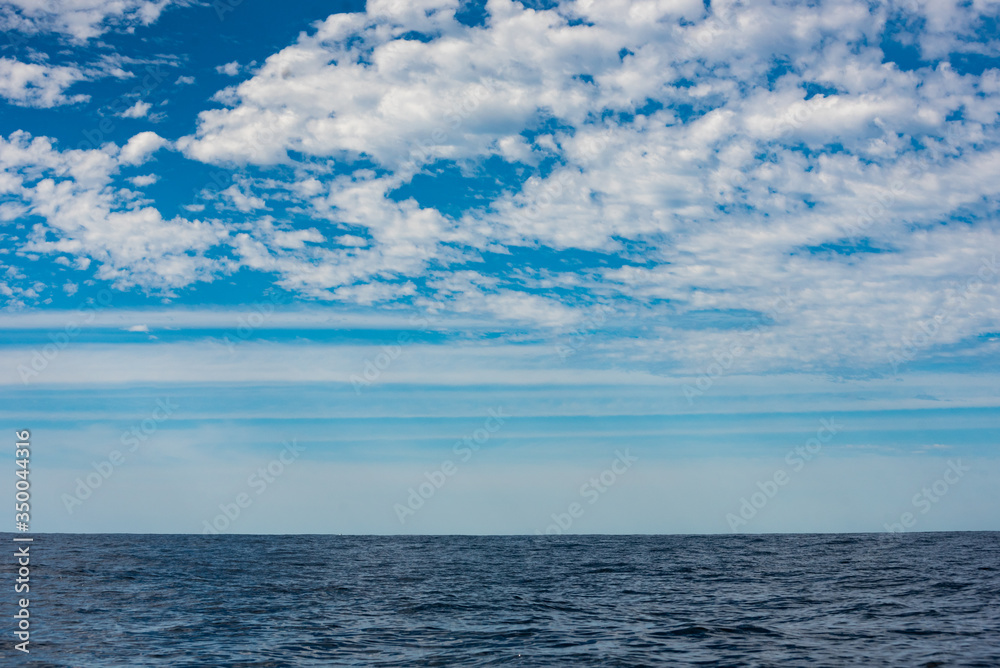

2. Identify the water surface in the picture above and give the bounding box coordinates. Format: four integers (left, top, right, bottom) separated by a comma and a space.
7, 532, 999, 666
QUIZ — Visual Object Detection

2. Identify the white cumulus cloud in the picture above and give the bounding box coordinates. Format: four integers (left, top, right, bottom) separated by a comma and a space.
0, 57, 88, 108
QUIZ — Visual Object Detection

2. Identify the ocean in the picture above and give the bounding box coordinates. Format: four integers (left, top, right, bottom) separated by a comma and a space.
7, 532, 999, 666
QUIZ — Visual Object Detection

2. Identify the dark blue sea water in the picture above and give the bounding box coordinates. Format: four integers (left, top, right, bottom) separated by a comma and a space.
4, 532, 999, 666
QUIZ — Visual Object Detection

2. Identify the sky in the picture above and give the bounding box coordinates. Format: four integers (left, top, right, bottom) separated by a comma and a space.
1, 0, 998, 534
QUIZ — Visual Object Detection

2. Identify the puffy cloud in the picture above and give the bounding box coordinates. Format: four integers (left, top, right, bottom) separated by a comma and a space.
178, 0, 998, 370
8, 1, 1000, 375
118, 131, 169, 165
0, 57, 88, 107
215, 61, 242, 76
23, 183, 229, 291
1, 131, 229, 292
129, 174, 158, 186
220, 180, 266, 212
179, 7, 595, 167
0, 0, 178, 42
119, 100, 151, 118
898, 0, 1000, 59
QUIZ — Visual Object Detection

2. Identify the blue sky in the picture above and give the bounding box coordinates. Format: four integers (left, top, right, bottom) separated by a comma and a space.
1, 0, 998, 533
